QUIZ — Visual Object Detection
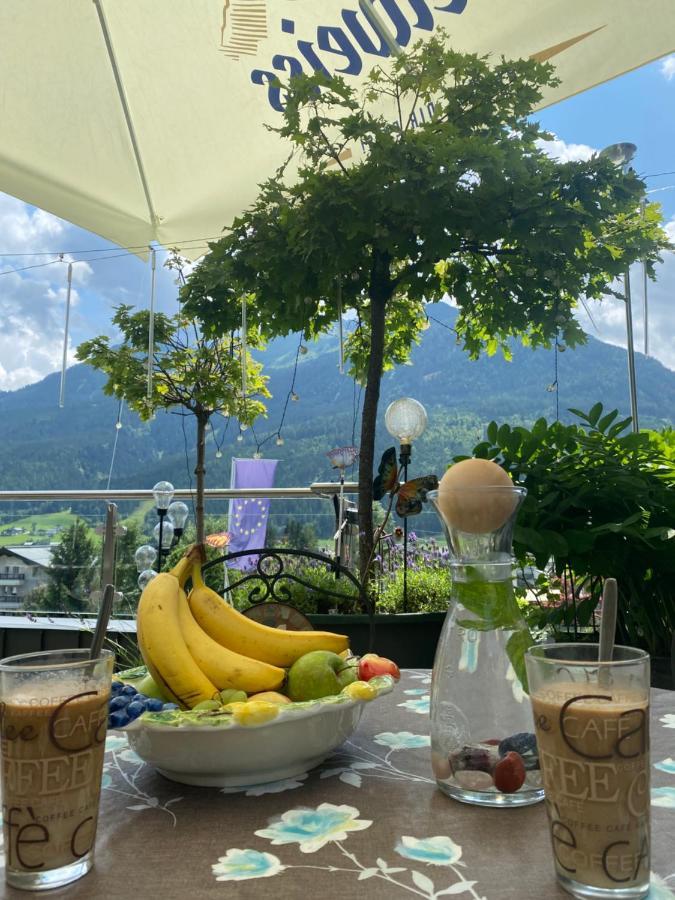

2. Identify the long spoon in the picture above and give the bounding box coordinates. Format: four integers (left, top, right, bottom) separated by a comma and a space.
90, 583, 115, 661
598, 578, 618, 687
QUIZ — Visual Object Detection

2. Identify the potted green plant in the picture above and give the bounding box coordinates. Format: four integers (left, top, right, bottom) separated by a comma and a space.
464, 405, 675, 687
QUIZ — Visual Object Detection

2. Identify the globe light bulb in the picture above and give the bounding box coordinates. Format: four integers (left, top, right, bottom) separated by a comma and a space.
384, 397, 428, 444
115, 420, 123, 430
291, 392, 299, 402
152, 480, 175, 511
153, 520, 174, 549
138, 569, 157, 590
167, 501, 189, 537
134, 544, 157, 573
299, 345, 308, 355
276, 435, 285, 446
236, 434, 244, 443
253, 451, 262, 459
215, 450, 223, 459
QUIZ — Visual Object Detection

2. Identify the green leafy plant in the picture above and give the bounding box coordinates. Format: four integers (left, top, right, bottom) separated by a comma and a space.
183, 35, 669, 584
465, 405, 675, 657
377, 567, 452, 614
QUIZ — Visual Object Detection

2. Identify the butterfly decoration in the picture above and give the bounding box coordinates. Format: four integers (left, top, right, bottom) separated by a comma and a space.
373, 447, 438, 517
327, 446, 359, 470
205, 531, 231, 549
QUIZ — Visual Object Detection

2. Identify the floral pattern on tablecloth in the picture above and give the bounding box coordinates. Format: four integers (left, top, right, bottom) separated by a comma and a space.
212, 802, 486, 899
103, 732, 184, 822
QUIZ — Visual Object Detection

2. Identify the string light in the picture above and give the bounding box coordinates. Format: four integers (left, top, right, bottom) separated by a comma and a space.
291, 392, 299, 402
212, 415, 229, 459
275, 434, 285, 446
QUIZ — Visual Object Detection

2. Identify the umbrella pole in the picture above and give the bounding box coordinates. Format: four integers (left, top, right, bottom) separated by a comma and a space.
58, 262, 73, 408
147, 248, 156, 399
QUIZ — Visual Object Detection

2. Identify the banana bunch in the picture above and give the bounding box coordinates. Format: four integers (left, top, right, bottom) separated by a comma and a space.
188, 562, 349, 668
136, 546, 350, 709
136, 550, 285, 708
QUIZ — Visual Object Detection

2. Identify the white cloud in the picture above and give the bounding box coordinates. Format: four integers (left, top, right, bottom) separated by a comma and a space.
536, 136, 596, 163
660, 55, 675, 81
577, 236, 675, 372
0, 272, 81, 391
0, 195, 64, 260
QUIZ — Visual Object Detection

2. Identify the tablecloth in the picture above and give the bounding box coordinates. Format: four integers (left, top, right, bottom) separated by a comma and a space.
2, 672, 673, 899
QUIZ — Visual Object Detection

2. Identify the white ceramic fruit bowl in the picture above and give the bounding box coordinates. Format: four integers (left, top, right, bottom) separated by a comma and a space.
123, 675, 395, 787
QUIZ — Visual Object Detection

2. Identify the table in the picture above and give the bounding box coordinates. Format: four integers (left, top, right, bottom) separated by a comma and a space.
2, 672, 674, 899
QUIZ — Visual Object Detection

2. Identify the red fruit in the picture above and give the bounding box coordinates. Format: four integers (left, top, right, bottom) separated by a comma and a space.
493, 751, 526, 793
358, 655, 401, 682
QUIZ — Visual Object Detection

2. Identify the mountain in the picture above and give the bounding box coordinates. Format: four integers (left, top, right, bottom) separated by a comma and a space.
1, 305, 673, 502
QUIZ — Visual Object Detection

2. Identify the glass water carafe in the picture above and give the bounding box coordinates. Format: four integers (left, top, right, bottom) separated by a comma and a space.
428, 485, 544, 807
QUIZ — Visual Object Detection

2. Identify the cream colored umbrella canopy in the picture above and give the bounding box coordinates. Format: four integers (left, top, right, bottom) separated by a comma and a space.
0, 0, 673, 259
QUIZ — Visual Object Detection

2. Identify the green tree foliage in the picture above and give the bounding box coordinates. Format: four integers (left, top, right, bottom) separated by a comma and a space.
466, 407, 675, 657
76, 302, 269, 544
113, 520, 146, 610
43, 521, 97, 613
182, 35, 670, 579
283, 519, 318, 551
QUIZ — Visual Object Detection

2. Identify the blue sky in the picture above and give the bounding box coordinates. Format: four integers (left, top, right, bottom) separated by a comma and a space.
0, 54, 673, 392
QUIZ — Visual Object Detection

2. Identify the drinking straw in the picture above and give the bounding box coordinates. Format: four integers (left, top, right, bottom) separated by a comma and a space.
598, 578, 618, 664
90, 583, 115, 660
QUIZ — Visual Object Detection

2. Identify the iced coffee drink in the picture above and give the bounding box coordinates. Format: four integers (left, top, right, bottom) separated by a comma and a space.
526, 645, 650, 900
0, 649, 113, 891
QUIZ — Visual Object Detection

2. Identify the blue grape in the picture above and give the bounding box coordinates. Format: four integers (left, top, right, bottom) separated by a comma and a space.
144, 698, 164, 712
121, 684, 137, 696
109, 695, 130, 712
110, 680, 124, 695
108, 710, 129, 729
126, 701, 145, 720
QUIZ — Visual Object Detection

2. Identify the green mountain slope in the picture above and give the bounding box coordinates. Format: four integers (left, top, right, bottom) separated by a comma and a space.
0, 305, 672, 497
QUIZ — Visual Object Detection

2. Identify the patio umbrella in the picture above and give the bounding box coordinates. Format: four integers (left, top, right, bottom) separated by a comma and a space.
0, 1, 673, 257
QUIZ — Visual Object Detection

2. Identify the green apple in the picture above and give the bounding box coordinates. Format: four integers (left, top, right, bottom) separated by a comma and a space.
135, 672, 170, 702
287, 650, 355, 701
336, 660, 359, 689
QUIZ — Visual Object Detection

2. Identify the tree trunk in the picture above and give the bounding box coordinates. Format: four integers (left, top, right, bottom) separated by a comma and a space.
358, 251, 393, 586
195, 411, 208, 545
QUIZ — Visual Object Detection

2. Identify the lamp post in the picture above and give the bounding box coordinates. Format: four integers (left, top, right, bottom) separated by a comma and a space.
599, 142, 640, 433
384, 397, 428, 611
152, 481, 175, 571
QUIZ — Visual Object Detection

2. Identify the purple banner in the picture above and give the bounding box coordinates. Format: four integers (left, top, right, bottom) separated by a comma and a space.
227, 458, 279, 569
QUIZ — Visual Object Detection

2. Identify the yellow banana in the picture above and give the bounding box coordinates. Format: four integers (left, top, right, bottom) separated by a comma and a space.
187, 563, 349, 668
136, 557, 218, 709
176, 594, 285, 693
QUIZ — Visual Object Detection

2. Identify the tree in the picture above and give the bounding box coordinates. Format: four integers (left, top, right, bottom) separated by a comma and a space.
182, 36, 670, 580
113, 520, 146, 612
284, 519, 318, 551
76, 299, 269, 545
43, 520, 97, 613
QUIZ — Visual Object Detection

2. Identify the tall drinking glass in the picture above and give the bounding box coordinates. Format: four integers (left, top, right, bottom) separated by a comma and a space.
525, 644, 650, 900
0, 648, 113, 891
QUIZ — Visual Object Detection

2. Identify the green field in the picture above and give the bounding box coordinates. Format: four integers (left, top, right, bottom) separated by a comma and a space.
0, 511, 89, 548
